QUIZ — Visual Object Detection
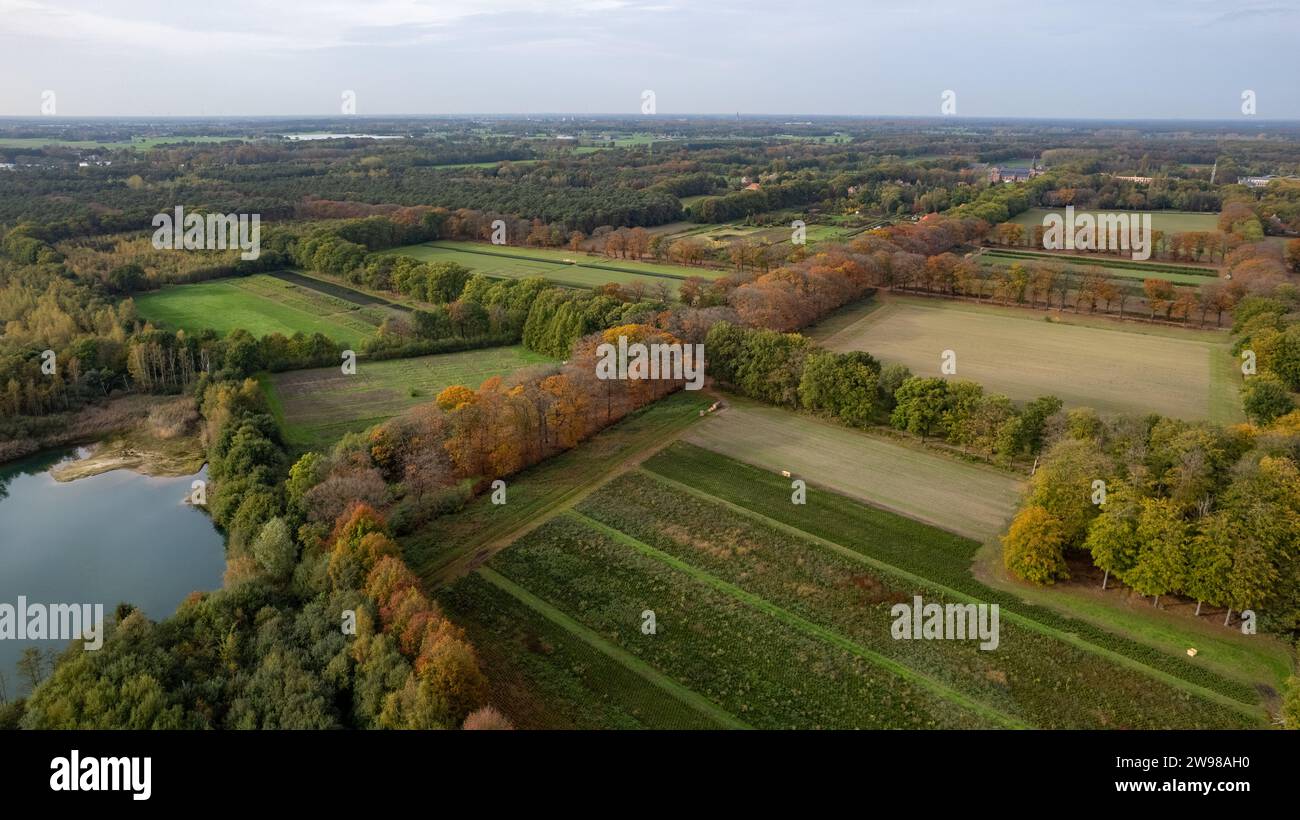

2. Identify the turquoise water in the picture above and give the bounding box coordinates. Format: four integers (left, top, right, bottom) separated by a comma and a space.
0, 450, 225, 699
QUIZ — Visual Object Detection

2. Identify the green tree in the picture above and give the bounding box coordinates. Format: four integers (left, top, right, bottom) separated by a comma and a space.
889, 377, 950, 441
798, 350, 880, 427
1241, 375, 1295, 425
252, 517, 297, 582
1186, 512, 1235, 616
1026, 437, 1114, 546
877, 363, 913, 411
1082, 482, 1140, 589
1126, 498, 1189, 607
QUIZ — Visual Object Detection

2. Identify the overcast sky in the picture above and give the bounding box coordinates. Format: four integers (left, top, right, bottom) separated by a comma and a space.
0, 0, 1297, 119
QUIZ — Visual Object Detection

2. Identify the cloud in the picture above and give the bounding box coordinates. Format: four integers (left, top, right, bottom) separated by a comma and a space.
0, 0, 673, 55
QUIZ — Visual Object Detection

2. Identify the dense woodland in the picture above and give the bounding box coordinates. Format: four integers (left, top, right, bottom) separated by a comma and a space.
3, 116, 1300, 728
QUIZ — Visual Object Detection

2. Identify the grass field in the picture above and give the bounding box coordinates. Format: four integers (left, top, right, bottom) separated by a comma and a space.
1008, 208, 1220, 235
264, 345, 553, 449
656, 220, 861, 248
134, 274, 393, 344
389, 241, 724, 293
813, 295, 1242, 422
682, 398, 1022, 541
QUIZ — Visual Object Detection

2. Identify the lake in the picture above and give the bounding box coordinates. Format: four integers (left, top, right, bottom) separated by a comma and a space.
0, 450, 225, 700
281, 133, 405, 141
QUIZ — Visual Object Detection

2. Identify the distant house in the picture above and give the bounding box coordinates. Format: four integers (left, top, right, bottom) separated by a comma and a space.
743, 182, 761, 191
1238, 175, 1277, 189
1112, 174, 1153, 184
988, 166, 1041, 183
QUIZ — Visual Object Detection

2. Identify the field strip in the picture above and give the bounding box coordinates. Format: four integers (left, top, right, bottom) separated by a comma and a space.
1209, 344, 1247, 423
636, 467, 1265, 720
275, 269, 414, 312
683, 398, 1022, 541
477, 567, 749, 729
567, 510, 1026, 729
232, 277, 361, 322
425, 242, 692, 281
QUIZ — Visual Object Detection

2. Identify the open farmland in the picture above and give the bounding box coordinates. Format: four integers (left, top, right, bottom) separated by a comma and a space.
0, 135, 244, 150
682, 398, 1022, 541
264, 345, 553, 449
433, 436, 1264, 729
573, 469, 1259, 728
481, 515, 1001, 729
390, 240, 725, 293
813, 295, 1242, 422
655, 221, 862, 247
134, 273, 396, 344
1007, 208, 1220, 235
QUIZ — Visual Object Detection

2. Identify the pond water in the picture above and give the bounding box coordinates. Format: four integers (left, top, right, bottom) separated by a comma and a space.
281, 133, 404, 141
0, 449, 226, 699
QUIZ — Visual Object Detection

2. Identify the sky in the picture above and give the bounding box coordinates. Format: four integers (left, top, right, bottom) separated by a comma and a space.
0, 0, 1297, 119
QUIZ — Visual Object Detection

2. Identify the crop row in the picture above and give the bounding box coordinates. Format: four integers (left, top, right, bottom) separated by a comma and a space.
641, 442, 1260, 706
489, 515, 997, 729
576, 471, 1258, 728
440, 571, 721, 729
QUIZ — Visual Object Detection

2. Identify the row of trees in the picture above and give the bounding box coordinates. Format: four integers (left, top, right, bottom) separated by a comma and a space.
303, 325, 689, 540
1002, 408, 1300, 635
703, 321, 1062, 463
989, 222, 1237, 264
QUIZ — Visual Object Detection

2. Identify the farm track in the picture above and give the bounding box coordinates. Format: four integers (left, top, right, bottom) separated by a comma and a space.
419, 394, 710, 586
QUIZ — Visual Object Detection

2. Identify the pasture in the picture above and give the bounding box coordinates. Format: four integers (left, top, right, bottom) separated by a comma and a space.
1008, 208, 1220, 235
390, 241, 724, 293
264, 345, 553, 449
813, 295, 1242, 422
681, 399, 1023, 541
134, 274, 392, 344
656, 220, 860, 247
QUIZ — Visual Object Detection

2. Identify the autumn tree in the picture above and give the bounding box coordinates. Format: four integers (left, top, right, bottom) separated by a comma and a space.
1003, 505, 1070, 584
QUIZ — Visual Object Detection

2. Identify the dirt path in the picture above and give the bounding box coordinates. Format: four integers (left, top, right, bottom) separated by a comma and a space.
426, 394, 714, 586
